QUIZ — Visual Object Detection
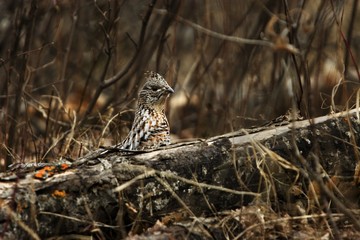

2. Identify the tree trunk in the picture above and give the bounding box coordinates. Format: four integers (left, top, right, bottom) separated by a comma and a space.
1, 109, 360, 239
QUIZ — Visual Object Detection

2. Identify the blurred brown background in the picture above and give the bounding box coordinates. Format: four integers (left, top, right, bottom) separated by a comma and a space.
0, 0, 359, 169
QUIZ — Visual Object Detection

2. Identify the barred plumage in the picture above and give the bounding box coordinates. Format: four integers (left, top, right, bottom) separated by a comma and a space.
119, 71, 174, 150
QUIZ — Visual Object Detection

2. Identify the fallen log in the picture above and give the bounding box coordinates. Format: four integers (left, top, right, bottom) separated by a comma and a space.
1, 109, 360, 239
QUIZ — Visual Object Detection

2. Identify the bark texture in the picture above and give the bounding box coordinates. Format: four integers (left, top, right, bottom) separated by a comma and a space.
1, 109, 360, 239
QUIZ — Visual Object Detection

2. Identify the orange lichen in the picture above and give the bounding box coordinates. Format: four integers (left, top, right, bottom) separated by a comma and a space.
34, 166, 56, 179
59, 163, 70, 171
34, 169, 47, 179
43, 166, 55, 171
52, 190, 66, 198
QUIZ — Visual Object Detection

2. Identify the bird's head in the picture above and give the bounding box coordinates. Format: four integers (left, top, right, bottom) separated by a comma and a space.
138, 71, 174, 108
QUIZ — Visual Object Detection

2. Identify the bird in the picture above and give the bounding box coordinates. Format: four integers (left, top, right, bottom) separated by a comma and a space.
118, 71, 174, 151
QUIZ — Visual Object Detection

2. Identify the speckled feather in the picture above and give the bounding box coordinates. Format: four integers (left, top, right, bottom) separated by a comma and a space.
119, 71, 174, 150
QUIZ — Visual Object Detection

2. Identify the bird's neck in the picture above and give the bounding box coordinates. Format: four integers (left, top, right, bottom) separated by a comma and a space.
137, 103, 165, 113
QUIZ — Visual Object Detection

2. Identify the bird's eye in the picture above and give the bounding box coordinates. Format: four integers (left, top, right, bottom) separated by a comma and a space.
149, 86, 161, 92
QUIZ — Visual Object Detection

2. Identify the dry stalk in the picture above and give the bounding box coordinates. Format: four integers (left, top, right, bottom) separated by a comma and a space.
235, 212, 345, 239
2, 205, 41, 240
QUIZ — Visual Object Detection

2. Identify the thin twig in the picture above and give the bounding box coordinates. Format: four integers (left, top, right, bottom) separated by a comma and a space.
80, 0, 157, 125
154, 9, 273, 48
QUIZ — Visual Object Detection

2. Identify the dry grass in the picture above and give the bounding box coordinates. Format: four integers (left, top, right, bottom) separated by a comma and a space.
1, 0, 359, 168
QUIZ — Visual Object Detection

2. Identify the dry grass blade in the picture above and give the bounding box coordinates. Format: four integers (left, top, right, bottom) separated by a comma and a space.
3, 205, 41, 240
113, 168, 156, 193
39, 211, 119, 229
113, 165, 259, 197
235, 213, 345, 240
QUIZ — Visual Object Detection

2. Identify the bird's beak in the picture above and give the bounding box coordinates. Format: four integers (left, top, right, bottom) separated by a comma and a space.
166, 86, 174, 94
